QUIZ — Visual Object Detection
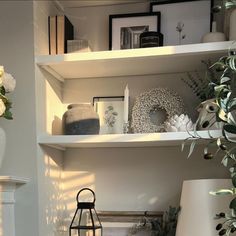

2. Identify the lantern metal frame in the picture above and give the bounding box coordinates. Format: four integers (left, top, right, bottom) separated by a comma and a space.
69, 188, 103, 236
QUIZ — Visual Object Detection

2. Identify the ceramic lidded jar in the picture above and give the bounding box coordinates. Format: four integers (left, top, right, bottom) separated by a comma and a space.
62, 103, 100, 135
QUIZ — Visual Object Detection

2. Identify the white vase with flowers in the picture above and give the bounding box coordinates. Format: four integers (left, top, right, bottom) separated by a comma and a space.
0, 66, 16, 167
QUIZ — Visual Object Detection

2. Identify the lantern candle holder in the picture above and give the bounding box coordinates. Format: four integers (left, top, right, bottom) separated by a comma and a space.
69, 188, 103, 236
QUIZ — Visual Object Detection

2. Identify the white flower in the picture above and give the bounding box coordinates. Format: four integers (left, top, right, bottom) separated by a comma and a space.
0, 99, 6, 116
0, 66, 4, 87
0, 66, 4, 77
2, 72, 16, 92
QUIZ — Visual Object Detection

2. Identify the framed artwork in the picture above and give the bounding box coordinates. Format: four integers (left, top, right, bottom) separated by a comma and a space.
150, 0, 213, 46
109, 12, 161, 50
93, 96, 124, 134
97, 211, 163, 236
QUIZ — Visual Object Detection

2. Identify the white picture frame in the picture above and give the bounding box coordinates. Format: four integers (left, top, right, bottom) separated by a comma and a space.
151, 0, 213, 46
94, 97, 124, 134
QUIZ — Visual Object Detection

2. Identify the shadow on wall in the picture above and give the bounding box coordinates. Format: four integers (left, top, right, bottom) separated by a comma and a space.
40, 146, 67, 236
0, 206, 2, 236
42, 145, 95, 236
62, 171, 95, 233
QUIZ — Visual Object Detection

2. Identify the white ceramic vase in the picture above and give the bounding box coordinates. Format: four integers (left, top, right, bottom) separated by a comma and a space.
229, 8, 236, 40
202, 21, 226, 43
0, 127, 6, 168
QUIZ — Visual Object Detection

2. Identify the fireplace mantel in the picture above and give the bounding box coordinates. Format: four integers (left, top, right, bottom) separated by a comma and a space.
0, 176, 29, 236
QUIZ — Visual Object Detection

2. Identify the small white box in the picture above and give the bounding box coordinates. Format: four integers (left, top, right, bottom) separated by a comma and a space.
67, 39, 91, 53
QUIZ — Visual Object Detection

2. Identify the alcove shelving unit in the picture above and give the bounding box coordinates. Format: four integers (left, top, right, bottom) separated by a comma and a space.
36, 41, 233, 150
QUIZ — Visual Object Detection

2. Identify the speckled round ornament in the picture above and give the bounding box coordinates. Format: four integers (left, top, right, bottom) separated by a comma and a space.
131, 88, 185, 133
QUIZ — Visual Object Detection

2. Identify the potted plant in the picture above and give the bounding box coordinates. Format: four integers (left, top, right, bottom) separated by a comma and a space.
0, 65, 15, 167
183, 45, 236, 236
128, 207, 180, 236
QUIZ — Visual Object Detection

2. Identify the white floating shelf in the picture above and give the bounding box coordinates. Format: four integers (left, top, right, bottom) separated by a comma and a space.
36, 41, 234, 81
38, 130, 222, 150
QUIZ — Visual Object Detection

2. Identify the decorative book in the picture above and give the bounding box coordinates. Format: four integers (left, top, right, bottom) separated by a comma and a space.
48, 15, 74, 55
57, 15, 74, 54
48, 16, 57, 55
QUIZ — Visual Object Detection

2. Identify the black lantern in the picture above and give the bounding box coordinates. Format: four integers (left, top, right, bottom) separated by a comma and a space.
69, 188, 102, 236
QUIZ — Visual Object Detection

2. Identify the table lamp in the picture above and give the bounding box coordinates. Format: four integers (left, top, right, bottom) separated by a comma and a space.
176, 179, 233, 236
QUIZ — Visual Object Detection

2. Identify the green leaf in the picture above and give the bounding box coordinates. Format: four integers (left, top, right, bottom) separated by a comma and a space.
187, 140, 196, 158
230, 198, 236, 210
232, 175, 236, 188
210, 189, 234, 196
4, 110, 13, 120
0, 86, 5, 95
221, 76, 231, 84
228, 102, 236, 113
221, 155, 229, 167
204, 146, 208, 155
223, 124, 236, 134
217, 138, 221, 147
227, 112, 236, 126
181, 141, 185, 152
204, 153, 214, 160
230, 167, 235, 173
217, 108, 227, 122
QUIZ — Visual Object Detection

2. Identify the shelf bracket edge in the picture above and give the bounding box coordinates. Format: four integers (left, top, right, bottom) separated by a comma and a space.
41, 65, 65, 82
39, 143, 66, 151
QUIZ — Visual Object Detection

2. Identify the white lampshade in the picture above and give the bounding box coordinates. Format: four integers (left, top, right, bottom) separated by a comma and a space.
176, 179, 234, 236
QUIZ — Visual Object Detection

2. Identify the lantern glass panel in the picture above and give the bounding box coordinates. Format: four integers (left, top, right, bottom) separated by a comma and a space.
70, 209, 101, 228
70, 228, 102, 236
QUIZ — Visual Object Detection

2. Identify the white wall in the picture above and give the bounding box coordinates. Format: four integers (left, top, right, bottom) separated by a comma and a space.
0, 1, 39, 236
64, 145, 228, 214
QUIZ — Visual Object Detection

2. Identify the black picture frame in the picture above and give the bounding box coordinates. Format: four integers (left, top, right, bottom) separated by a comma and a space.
150, 0, 213, 46
109, 12, 161, 50
93, 96, 124, 106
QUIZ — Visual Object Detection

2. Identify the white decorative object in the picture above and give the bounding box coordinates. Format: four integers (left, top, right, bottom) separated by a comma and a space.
124, 84, 129, 123
67, 39, 92, 53
0, 176, 29, 236
164, 114, 193, 132
131, 88, 185, 133
197, 99, 222, 130
94, 99, 124, 134
202, 21, 226, 43
229, 8, 236, 40
176, 179, 233, 236
0, 127, 6, 168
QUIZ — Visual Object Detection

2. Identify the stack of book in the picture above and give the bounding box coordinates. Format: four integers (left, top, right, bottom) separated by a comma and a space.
48, 15, 74, 55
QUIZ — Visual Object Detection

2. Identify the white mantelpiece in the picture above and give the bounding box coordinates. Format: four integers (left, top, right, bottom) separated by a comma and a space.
0, 176, 29, 236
